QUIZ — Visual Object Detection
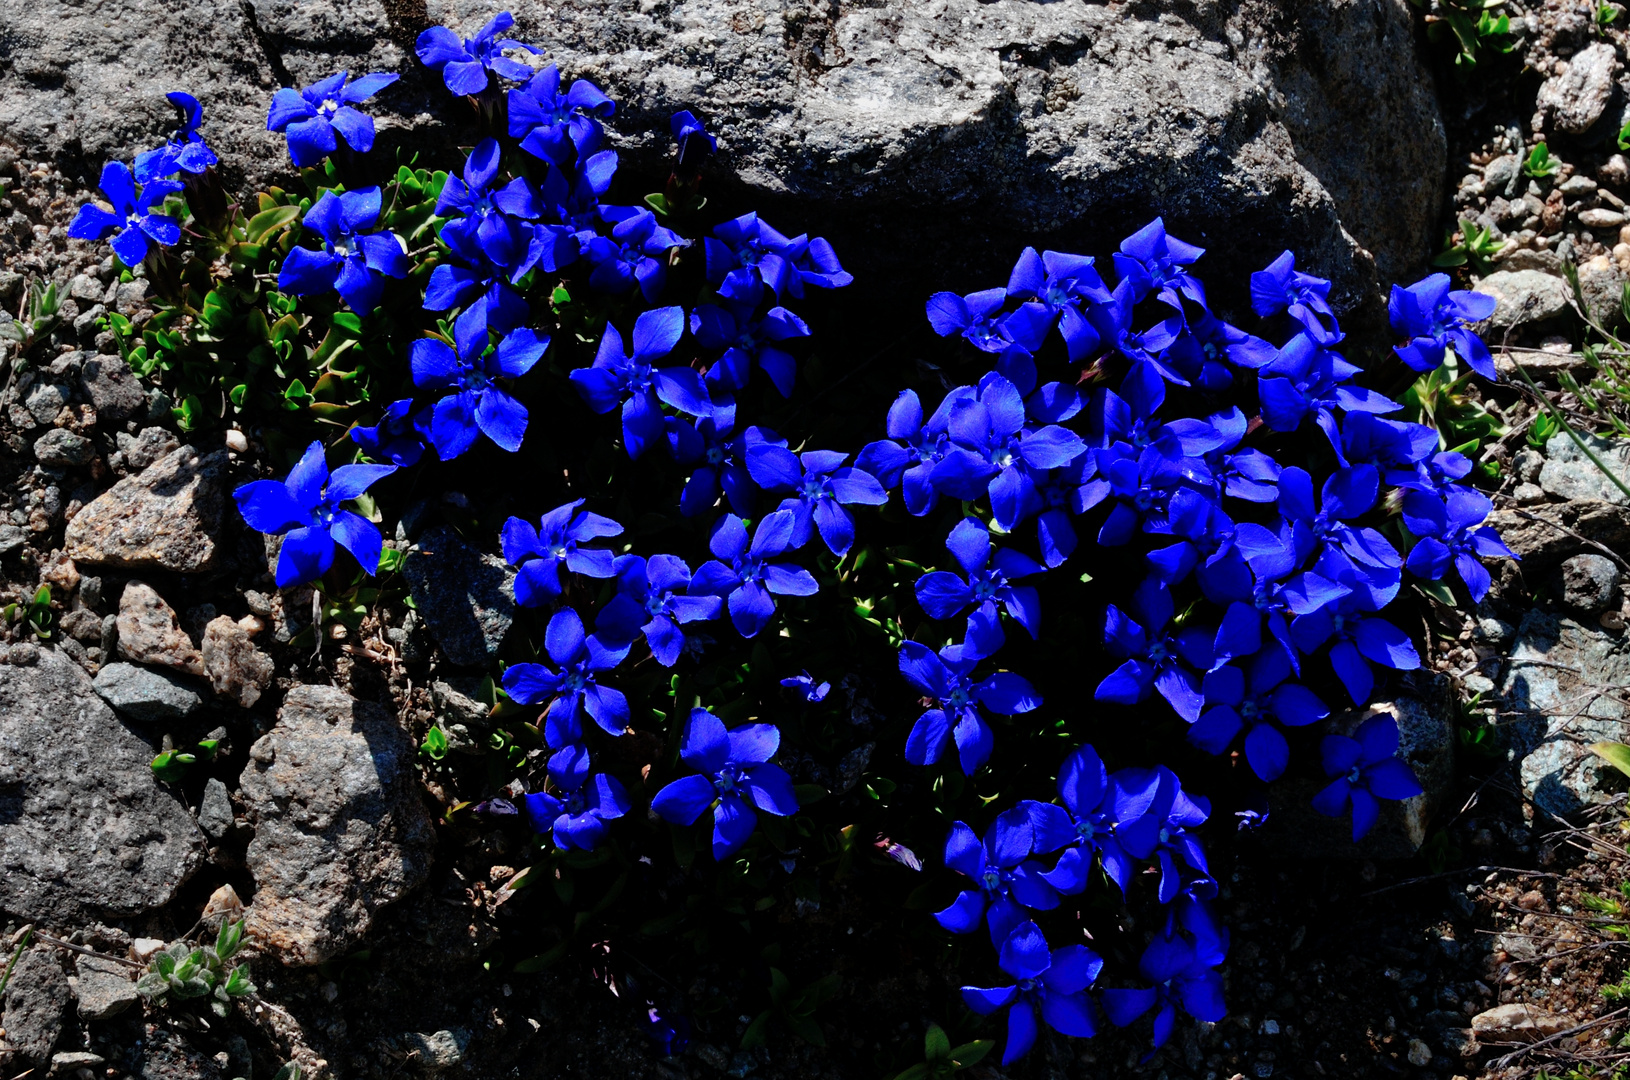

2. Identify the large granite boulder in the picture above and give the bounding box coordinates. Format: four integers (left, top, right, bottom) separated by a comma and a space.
0, 0, 1443, 304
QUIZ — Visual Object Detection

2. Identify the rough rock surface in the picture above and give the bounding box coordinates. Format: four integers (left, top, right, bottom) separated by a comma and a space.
1490, 498, 1630, 562
200, 615, 274, 708
64, 445, 229, 573
1539, 431, 1630, 504
0, 650, 205, 921
240, 685, 435, 966
1560, 553, 1622, 614
72, 955, 139, 1021
1473, 269, 1572, 330
2, 948, 68, 1068
1534, 41, 1619, 133
1470, 1003, 1572, 1041
403, 525, 515, 667
1500, 609, 1630, 818
0, 0, 1443, 303
78, 354, 147, 423
92, 662, 205, 722
116, 581, 205, 676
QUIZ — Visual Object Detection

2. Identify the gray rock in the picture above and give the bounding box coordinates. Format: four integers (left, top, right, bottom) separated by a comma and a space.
0, 649, 204, 920
200, 616, 274, 708
1473, 270, 1572, 330
1539, 431, 1630, 504
64, 445, 229, 573
92, 662, 205, 722
403, 525, 515, 667
1578, 253, 1627, 328
1561, 553, 1622, 613
1483, 154, 1521, 197
23, 382, 69, 428
0, 524, 26, 555
52, 1051, 108, 1071
1501, 609, 1630, 818
116, 581, 205, 676
1490, 498, 1630, 564
1514, 447, 1545, 484
79, 354, 147, 422
1535, 42, 1619, 133
117, 427, 180, 471
1580, 207, 1627, 229
401, 1029, 469, 1071
2, 948, 68, 1068
432, 677, 493, 756
72, 955, 138, 1020
137, 1027, 223, 1080
67, 274, 102, 302
197, 777, 235, 842
0, 0, 1443, 308
240, 685, 435, 966
32, 428, 93, 467
59, 609, 102, 643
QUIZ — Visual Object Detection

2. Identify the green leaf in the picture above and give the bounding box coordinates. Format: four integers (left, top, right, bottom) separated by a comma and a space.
1416, 578, 1459, 608
794, 783, 827, 806
891, 1065, 931, 1080
216, 918, 244, 960
421, 725, 449, 760
271, 1065, 304, 1080
1590, 742, 1630, 779
948, 1039, 995, 1067
924, 1022, 951, 1061
740, 1010, 773, 1048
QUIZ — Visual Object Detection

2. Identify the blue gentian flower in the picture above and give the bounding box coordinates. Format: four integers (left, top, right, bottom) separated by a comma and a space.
703, 213, 851, 299
1312, 714, 1424, 840
585, 206, 686, 300
349, 398, 427, 467
436, 138, 543, 252
1258, 332, 1401, 459
266, 71, 399, 167
1389, 272, 1498, 379
1156, 309, 1273, 392
508, 65, 615, 165
415, 12, 539, 97
1401, 487, 1517, 603
1025, 453, 1109, 569
1290, 586, 1420, 706
899, 637, 1040, 775
134, 92, 218, 183
1275, 464, 1400, 575
1094, 443, 1206, 546
1214, 522, 1351, 671
690, 279, 811, 397
856, 388, 975, 517
1102, 910, 1227, 1051
1028, 744, 1136, 894
501, 607, 631, 748
570, 306, 712, 459
1096, 577, 1214, 722
644, 1006, 690, 1056
232, 440, 396, 588
1004, 246, 1110, 362
410, 303, 549, 458
500, 499, 624, 607
745, 445, 888, 556
278, 188, 409, 314
1110, 765, 1211, 903
689, 511, 819, 639
1087, 362, 1229, 465
1144, 486, 1239, 591
1111, 217, 1207, 307
1086, 279, 1186, 383
520, 744, 631, 851
668, 416, 781, 518
933, 373, 1087, 529
1250, 250, 1341, 344
915, 517, 1043, 642
780, 671, 830, 702
961, 921, 1101, 1066
1189, 648, 1328, 782
650, 708, 798, 860
925, 288, 1051, 362
596, 554, 723, 666
670, 109, 717, 168
934, 809, 1058, 946
67, 162, 181, 267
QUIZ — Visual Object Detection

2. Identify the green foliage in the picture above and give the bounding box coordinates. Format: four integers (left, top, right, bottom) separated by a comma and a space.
3, 585, 55, 641
420, 725, 450, 761
135, 919, 256, 1018
0, 927, 32, 998
741, 967, 842, 1047
1523, 141, 1562, 178
1528, 410, 1562, 447
1411, 0, 1515, 66
1590, 742, 1630, 779
0, 278, 61, 361
151, 737, 219, 784
888, 1022, 995, 1080
1402, 365, 1508, 478
1432, 218, 1505, 273
1599, 0, 1622, 28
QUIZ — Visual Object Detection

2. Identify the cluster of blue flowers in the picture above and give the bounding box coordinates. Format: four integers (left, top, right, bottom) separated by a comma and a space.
67, 12, 1519, 1064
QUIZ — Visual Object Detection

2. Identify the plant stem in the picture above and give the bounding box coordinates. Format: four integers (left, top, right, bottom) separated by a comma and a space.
1510, 361, 1630, 502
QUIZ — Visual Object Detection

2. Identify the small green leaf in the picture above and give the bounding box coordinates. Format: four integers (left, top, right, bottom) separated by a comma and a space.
1590, 742, 1630, 779
924, 1022, 951, 1060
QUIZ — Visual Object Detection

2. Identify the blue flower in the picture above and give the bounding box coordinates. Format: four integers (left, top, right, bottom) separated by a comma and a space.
266, 71, 398, 167
584, 206, 686, 300
134, 92, 218, 183
423, 225, 533, 333
500, 499, 624, 607
1214, 521, 1351, 671
1401, 487, 1516, 603
780, 671, 830, 702
915, 517, 1043, 642
569, 306, 712, 459
520, 744, 631, 851
1004, 246, 1110, 362
668, 416, 780, 518
67, 161, 181, 267
1086, 279, 1186, 383
415, 12, 539, 97
1258, 332, 1401, 460
437, 138, 543, 252
689, 511, 819, 639
925, 287, 1051, 363
232, 440, 396, 588
856, 388, 974, 517
1096, 577, 1214, 722
1389, 272, 1499, 379
1274, 464, 1400, 576
1312, 714, 1424, 840
1250, 250, 1341, 344
1111, 217, 1207, 308
1189, 647, 1328, 782
933, 373, 1087, 530
704, 212, 851, 299
745, 445, 888, 556
1109, 765, 1211, 903
1289, 585, 1420, 706
961, 922, 1102, 1066
899, 637, 1040, 774
670, 109, 717, 168
1028, 745, 1137, 894
650, 708, 798, 860
1025, 453, 1109, 568
596, 554, 724, 666
501, 607, 631, 748
410, 303, 549, 458
1094, 443, 1207, 546
349, 398, 427, 467
690, 279, 811, 398
934, 809, 1058, 946
1102, 906, 1227, 1051
508, 66, 615, 165
1156, 309, 1273, 391
277, 188, 409, 314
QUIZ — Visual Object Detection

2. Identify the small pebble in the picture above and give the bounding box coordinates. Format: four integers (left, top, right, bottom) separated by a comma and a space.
1407, 1038, 1432, 1066
225, 429, 248, 452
